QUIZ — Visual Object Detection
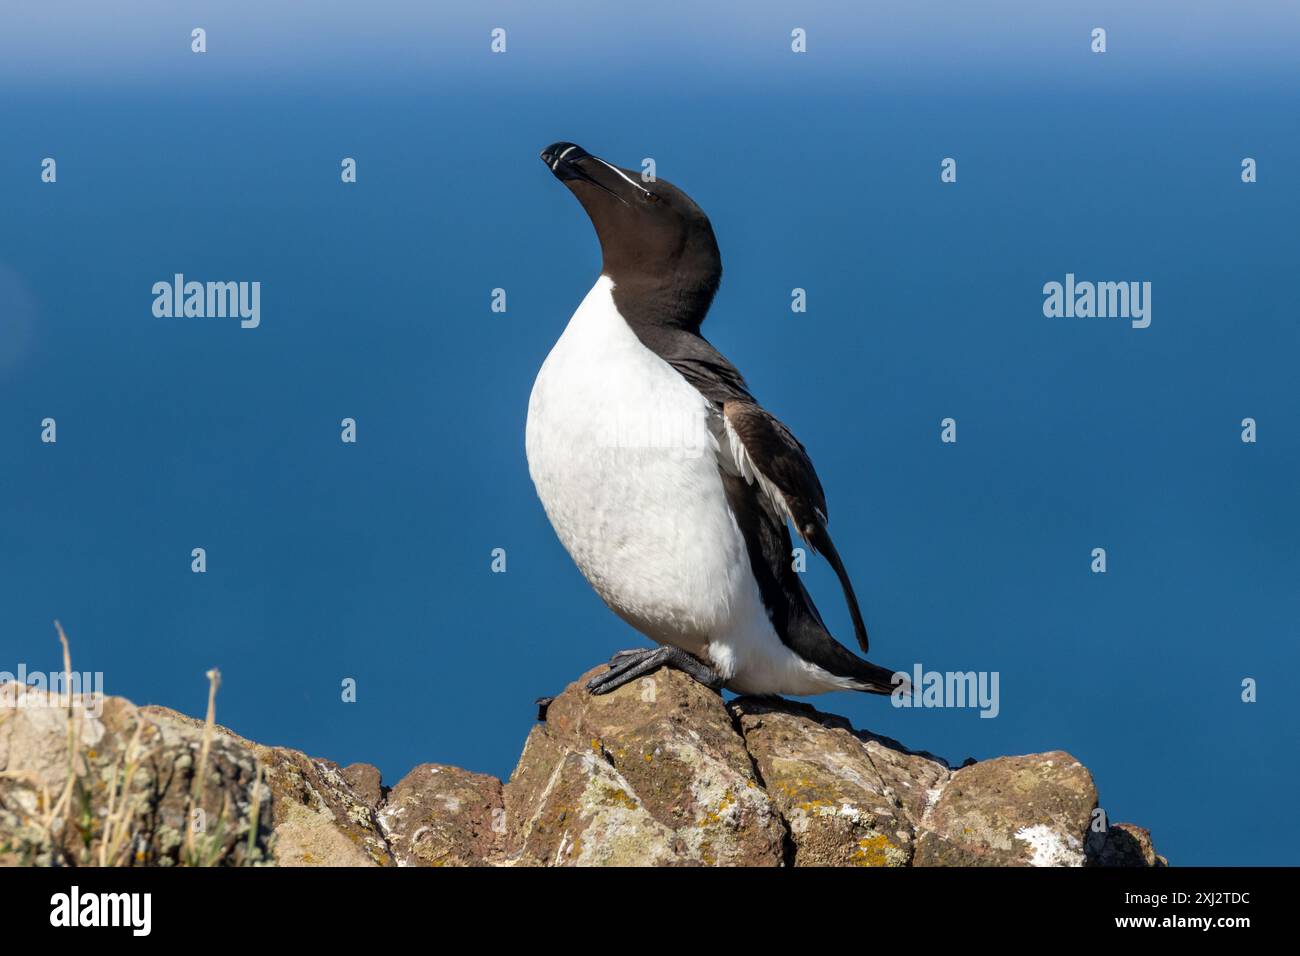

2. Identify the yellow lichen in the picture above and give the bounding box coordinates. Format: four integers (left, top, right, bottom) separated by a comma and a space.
701, 790, 737, 826
850, 833, 894, 867
599, 787, 639, 811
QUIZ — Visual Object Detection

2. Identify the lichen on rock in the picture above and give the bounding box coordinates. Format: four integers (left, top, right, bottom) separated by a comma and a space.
1, 669, 1163, 868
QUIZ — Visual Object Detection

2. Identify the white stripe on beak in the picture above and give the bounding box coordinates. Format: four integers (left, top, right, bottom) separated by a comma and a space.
591, 157, 652, 196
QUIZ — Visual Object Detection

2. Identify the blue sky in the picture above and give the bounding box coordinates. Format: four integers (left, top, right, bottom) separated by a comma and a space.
1, 1, 1297, 865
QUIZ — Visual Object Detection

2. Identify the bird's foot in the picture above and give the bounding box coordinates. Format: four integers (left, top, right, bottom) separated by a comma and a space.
586, 646, 724, 696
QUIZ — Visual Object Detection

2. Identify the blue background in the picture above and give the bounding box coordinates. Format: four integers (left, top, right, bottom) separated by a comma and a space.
1, 2, 1296, 865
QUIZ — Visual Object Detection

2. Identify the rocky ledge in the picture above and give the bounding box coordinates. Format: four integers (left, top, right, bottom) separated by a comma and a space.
0, 667, 1163, 867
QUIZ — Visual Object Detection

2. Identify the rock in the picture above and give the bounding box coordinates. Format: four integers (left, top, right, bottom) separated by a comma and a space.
131, 707, 380, 867
730, 697, 949, 866
1, 670, 1164, 868
0, 685, 271, 867
379, 764, 503, 866
503, 667, 785, 866
249, 748, 389, 867
1088, 822, 1167, 867
912, 752, 1096, 866
137, 706, 391, 867
342, 763, 384, 810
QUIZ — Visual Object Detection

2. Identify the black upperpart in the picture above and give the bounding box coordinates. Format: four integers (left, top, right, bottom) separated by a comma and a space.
540, 142, 722, 334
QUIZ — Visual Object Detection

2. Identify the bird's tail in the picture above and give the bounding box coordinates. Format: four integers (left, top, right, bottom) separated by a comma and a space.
848, 657, 909, 696
781, 587, 903, 696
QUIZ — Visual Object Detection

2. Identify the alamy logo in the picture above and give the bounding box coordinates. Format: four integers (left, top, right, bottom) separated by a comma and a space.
152, 274, 261, 328
1043, 273, 1151, 328
891, 664, 1000, 718
49, 886, 151, 936
1, 665, 105, 717
594, 407, 709, 460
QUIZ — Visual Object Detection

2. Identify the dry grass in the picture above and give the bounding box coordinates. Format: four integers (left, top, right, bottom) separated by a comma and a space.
0, 623, 263, 866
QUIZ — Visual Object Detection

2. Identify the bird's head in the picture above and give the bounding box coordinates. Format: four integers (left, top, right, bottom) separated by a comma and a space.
540, 142, 721, 325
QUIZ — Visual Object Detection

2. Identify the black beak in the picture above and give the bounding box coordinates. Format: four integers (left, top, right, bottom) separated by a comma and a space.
540, 141, 588, 177
540, 141, 632, 206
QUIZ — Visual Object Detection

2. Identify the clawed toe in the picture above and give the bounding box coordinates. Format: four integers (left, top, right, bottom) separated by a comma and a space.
584, 646, 724, 696
585, 647, 658, 693
607, 647, 651, 666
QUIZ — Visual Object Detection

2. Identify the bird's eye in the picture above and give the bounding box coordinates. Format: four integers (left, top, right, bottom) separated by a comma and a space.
643, 191, 660, 204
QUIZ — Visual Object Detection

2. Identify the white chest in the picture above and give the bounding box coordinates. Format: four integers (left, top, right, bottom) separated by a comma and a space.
524, 277, 753, 650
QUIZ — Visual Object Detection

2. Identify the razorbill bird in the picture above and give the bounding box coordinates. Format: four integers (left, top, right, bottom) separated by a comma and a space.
527, 142, 901, 698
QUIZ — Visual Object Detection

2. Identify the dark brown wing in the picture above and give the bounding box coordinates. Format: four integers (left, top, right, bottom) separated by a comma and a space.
641, 326, 873, 656
720, 401, 870, 655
